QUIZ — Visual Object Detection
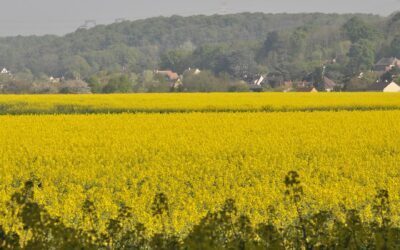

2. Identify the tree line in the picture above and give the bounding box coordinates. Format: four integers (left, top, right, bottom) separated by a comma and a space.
0, 12, 400, 93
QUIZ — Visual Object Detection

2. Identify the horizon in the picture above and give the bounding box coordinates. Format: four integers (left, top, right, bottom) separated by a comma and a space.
0, 0, 399, 37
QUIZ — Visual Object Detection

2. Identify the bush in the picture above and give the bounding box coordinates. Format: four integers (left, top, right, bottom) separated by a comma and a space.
103, 75, 134, 93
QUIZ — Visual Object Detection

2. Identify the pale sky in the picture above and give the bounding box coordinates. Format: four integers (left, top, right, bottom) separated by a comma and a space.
0, 0, 399, 36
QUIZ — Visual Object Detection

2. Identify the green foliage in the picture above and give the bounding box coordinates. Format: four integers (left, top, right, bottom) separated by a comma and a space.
2, 174, 400, 249
160, 49, 192, 74
59, 80, 91, 94
343, 17, 379, 43
182, 71, 228, 92
390, 35, 400, 58
220, 48, 259, 80
289, 28, 307, 59
14, 69, 34, 82
0, 81, 33, 94
347, 39, 375, 74
0, 13, 398, 92
387, 12, 400, 34
103, 75, 133, 93
86, 76, 103, 93
62, 55, 92, 80
3, 13, 356, 78
381, 67, 400, 83
184, 199, 259, 250
345, 71, 380, 91
260, 31, 290, 67
284, 171, 303, 204
3, 180, 96, 249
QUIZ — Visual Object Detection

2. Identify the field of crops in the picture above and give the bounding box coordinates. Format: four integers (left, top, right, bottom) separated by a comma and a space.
1, 92, 400, 114
1, 104, 400, 238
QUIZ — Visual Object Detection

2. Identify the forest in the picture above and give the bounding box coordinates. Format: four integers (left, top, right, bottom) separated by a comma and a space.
0, 12, 399, 93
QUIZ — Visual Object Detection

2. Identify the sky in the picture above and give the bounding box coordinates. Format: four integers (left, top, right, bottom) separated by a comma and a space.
0, 0, 399, 36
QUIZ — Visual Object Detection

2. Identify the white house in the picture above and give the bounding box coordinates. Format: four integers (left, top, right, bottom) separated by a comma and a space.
383, 82, 400, 92
368, 81, 400, 92
49, 76, 61, 83
254, 75, 264, 86
1, 68, 10, 74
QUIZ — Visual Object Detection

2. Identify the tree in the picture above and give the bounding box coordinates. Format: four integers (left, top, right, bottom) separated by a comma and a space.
220, 49, 259, 81
85, 76, 103, 93
0, 80, 32, 94
182, 71, 229, 92
343, 17, 378, 43
110, 44, 141, 72
305, 66, 325, 90
262, 31, 283, 56
380, 67, 400, 83
59, 80, 91, 94
390, 35, 400, 58
160, 49, 192, 74
0, 13, 389, 92
62, 55, 92, 80
289, 28, 307, 59
345, 71, 379, 91
191, 44, 228, 73
387, 12, 400, 34
347, 39, 375, 74
260, 31, 289, 64
103, 75, 133, 93
14, 69, 34, 82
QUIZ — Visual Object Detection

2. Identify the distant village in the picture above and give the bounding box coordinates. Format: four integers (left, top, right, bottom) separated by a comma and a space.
245, 57, 400, 93
0, 57, 400, 94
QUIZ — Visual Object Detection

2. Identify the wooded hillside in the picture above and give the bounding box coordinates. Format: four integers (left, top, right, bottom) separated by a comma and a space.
0, 12, 399, 93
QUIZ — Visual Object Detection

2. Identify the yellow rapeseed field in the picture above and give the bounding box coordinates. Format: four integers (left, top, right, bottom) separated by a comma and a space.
1, 92, 400, 114
1, 110, 400, 235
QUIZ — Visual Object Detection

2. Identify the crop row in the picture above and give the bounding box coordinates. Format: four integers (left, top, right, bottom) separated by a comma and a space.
1, 93, 400, 114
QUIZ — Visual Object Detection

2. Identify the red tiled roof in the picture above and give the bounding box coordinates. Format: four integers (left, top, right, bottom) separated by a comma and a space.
156, 70, 179, 80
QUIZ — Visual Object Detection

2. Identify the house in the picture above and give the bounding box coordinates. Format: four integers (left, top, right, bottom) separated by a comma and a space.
265, 71, 285, 88
183, 68, 201, 76
249, 84, 263, 92
253, 75, 265, 86
321, 77, 337, 92
374, 57, 400, 72
281, 81, 294, 92
296, 86, 318, 92
49, 76, 61, 83
155, 70, 179, 81
368, 81, 400, 92
247, 75, 266, 92
1, 68, 10, 75
170, 78, 182, 90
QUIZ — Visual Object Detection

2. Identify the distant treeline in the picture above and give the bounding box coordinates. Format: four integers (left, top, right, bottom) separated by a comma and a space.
1, 171, 400, 249
0, 12, 400, 93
